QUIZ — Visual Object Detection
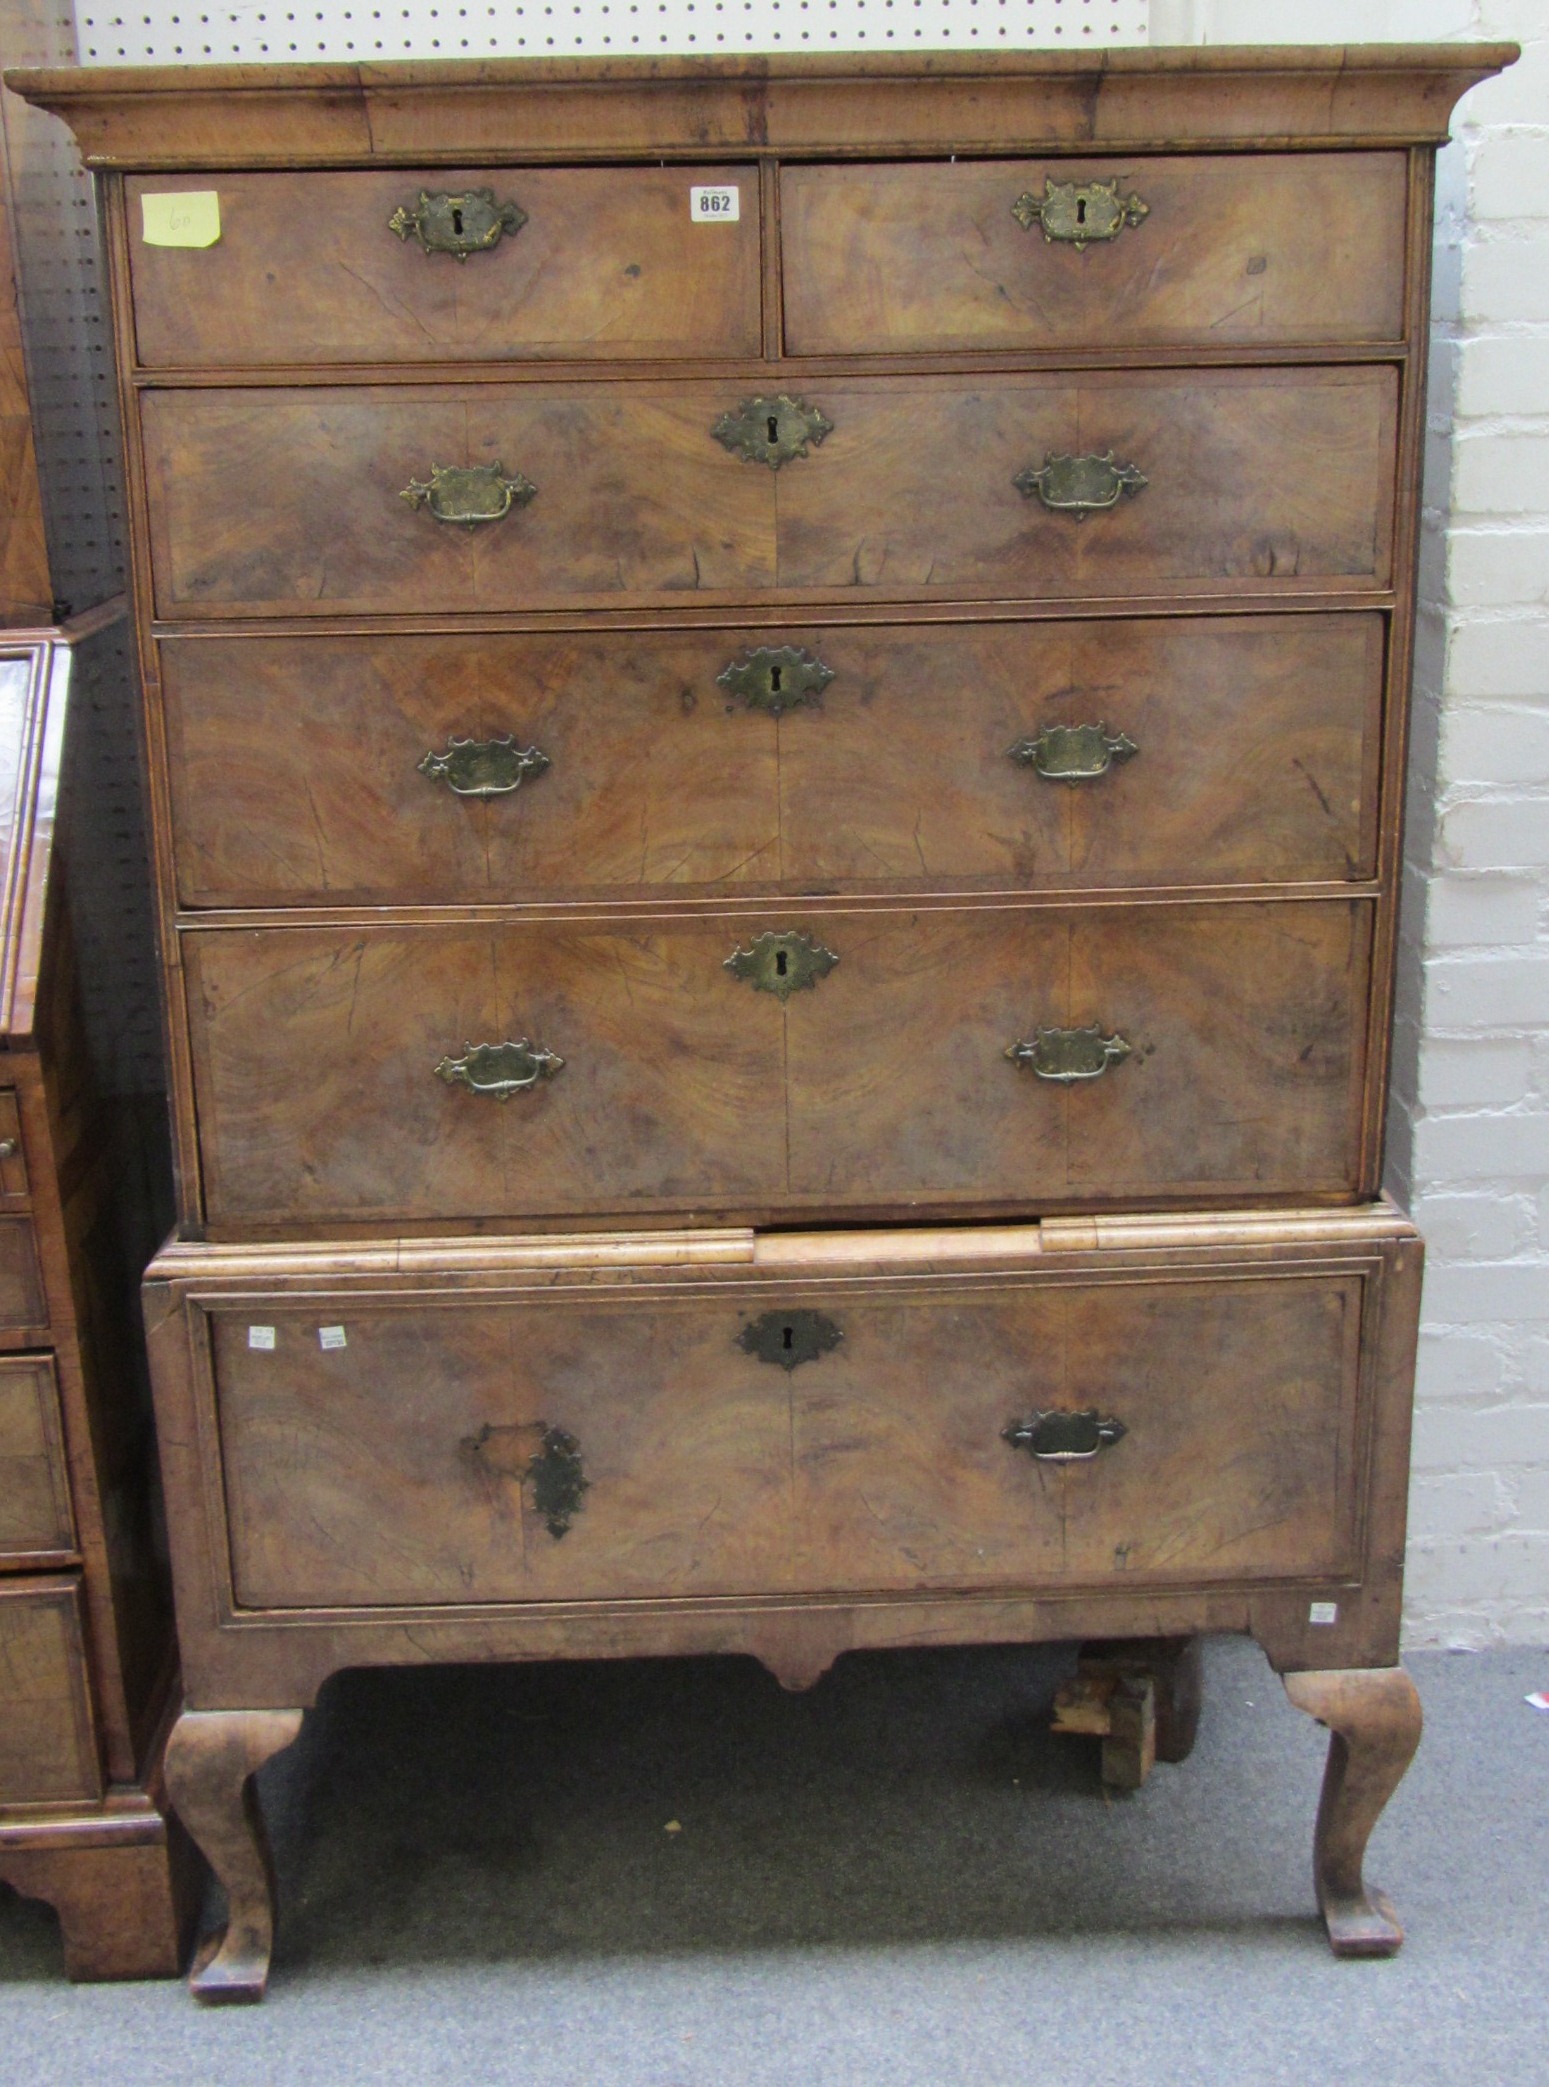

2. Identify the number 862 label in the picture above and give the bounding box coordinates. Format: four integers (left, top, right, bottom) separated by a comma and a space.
690, 185, 741, 223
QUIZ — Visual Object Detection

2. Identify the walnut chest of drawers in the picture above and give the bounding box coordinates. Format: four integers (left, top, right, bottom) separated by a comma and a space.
12, 41, 1514, 1997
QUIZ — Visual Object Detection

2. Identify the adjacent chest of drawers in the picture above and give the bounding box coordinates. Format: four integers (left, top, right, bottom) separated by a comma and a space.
14, 42, 1513, 1997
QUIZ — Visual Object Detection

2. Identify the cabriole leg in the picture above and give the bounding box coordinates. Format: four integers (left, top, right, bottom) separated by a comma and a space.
163, 1707, 305, 2003
1283, 1666, 1422, 1958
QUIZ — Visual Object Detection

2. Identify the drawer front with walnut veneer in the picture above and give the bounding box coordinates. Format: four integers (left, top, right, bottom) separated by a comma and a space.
161, 612, 1381, 907
11, 45, 1513, 1993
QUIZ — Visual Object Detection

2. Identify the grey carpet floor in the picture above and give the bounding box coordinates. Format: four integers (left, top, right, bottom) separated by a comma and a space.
1, 1638, 1545, 2087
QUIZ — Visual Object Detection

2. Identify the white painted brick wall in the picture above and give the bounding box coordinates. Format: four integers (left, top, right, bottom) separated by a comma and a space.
1161, 0, 1549, 1647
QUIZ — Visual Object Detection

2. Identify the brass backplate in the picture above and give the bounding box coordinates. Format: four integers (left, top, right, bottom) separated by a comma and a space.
1011, 177, 1148, 250
419, 736, 551, 797
1006, 1025, 1131, 1083
434, 1038, 565, 1099
401, 462, 537, 527
717, 645, 835, 717
1008, 723, 1138, 781
712, 394, 833, 469
1014, 452, 1147, 519
737, 1308, 844, 1371
1003, 1410, 1127, 1461
388, 187, 527, 259
724, 929, 838, 1001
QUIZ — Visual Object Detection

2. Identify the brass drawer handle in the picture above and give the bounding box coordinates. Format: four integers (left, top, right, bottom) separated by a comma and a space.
434, 1038, 564, 1099
718, 645, 835, 717
0, 1137, 16, 1161
1006, 1024, 1131, 1083
713, 393, 832, 470
401, 461, 537, 528
388, 187, 527, 259
418, 736, 551, 798
724, 929, 838, 1001
1004, 1409, 1127, 1462
737, 1308, 843, 1370
463, 1420, 587, 1539
1008, 723, 1137, 782
1015, 451, 1146, 519
1011, 177, 1148, 250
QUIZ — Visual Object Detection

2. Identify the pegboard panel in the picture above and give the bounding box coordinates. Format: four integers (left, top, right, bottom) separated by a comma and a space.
76, 0, 1148, 64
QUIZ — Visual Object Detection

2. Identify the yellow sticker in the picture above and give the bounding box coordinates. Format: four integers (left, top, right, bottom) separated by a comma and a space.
140, 190, 221, 248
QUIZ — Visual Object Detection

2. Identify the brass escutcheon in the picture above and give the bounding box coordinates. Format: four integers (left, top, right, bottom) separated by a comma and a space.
401, 461, 537, 527
737, 1308, 844, 1371
1014, 452, 1147, 520
418, 736, 551, 798
434, 1038, 564, 1099
712, 394, 833, 469
1004, 1410, 1127, 1462
1011, 177, 1149, 250
717, 645, 835, 717
388, 187, 527, 259
1006, 1025, 1132, 1083
1008, 722, 1138, 782
724, 929, 838, 1002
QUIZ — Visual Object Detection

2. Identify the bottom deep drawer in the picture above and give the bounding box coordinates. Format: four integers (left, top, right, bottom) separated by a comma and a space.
0, 1577, 102, 1805
203, 1224, 1382, 1612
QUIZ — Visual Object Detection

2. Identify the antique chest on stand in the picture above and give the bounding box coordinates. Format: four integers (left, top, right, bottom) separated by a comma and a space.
12, 42, 1512, 1998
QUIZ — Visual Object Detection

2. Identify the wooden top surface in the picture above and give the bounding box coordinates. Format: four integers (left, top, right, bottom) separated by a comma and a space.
6, 45, 1517, 167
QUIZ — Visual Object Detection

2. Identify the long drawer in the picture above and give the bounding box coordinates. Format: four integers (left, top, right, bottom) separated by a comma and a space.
183, 899, 1372, 1227
140, 367, 1398, 618
781, 152, 1408, 354
205, 1229, 1369, 1611
126, 165, 764, 367
161, 613, 1383, 908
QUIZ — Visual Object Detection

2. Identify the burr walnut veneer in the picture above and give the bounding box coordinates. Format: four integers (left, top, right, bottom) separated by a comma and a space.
10, 43, 1513, 1996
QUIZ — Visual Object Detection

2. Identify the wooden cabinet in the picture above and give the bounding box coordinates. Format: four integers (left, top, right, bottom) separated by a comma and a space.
0, 633, 194, 1980
9, 41, 1515, 1997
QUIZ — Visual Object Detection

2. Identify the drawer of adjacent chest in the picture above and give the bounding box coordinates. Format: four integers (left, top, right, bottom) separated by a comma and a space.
124, 167, 762, 367
161, 614, 1383, 908
781, 153, 1409, 355
0, 1356, 75, 1559
205, 1253, 1367, 1611
139, 367, 1398, 618
0, 1578, 102, 1803
182, 899, 1372, 1228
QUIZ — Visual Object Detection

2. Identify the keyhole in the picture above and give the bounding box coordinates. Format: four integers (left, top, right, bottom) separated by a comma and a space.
1075, 196, 1087, 225
775, 950, 789, 977
767, 415, 780, 445
769, 664, 783, 694
451, 205, 465, 238
782, 1324, 794, 1351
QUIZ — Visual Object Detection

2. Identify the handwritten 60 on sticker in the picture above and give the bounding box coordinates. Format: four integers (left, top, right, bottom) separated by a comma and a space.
690, 185, 740, 224
141, 190, 222, 248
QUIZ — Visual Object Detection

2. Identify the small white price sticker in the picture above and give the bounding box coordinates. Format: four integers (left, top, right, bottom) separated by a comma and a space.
1308, 1601, 1339, 1625
690, 185, 740, 224
247, 1326, 276, 1351
318, 1325, 348, 1351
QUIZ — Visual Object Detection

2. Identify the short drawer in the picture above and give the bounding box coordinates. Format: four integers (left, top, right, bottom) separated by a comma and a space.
0, 1218, 46, 1330
0, 1091, 27, 1198
209, 1246, 1367, 1610
0, 1356, 75, 1558
140, 366, 1397, 619
781, 153, 1408, 355
126, 166, 763, 367
183, 898, 1371, 1228
0, 1578, 101, 1804
161, 612, 1383, 908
